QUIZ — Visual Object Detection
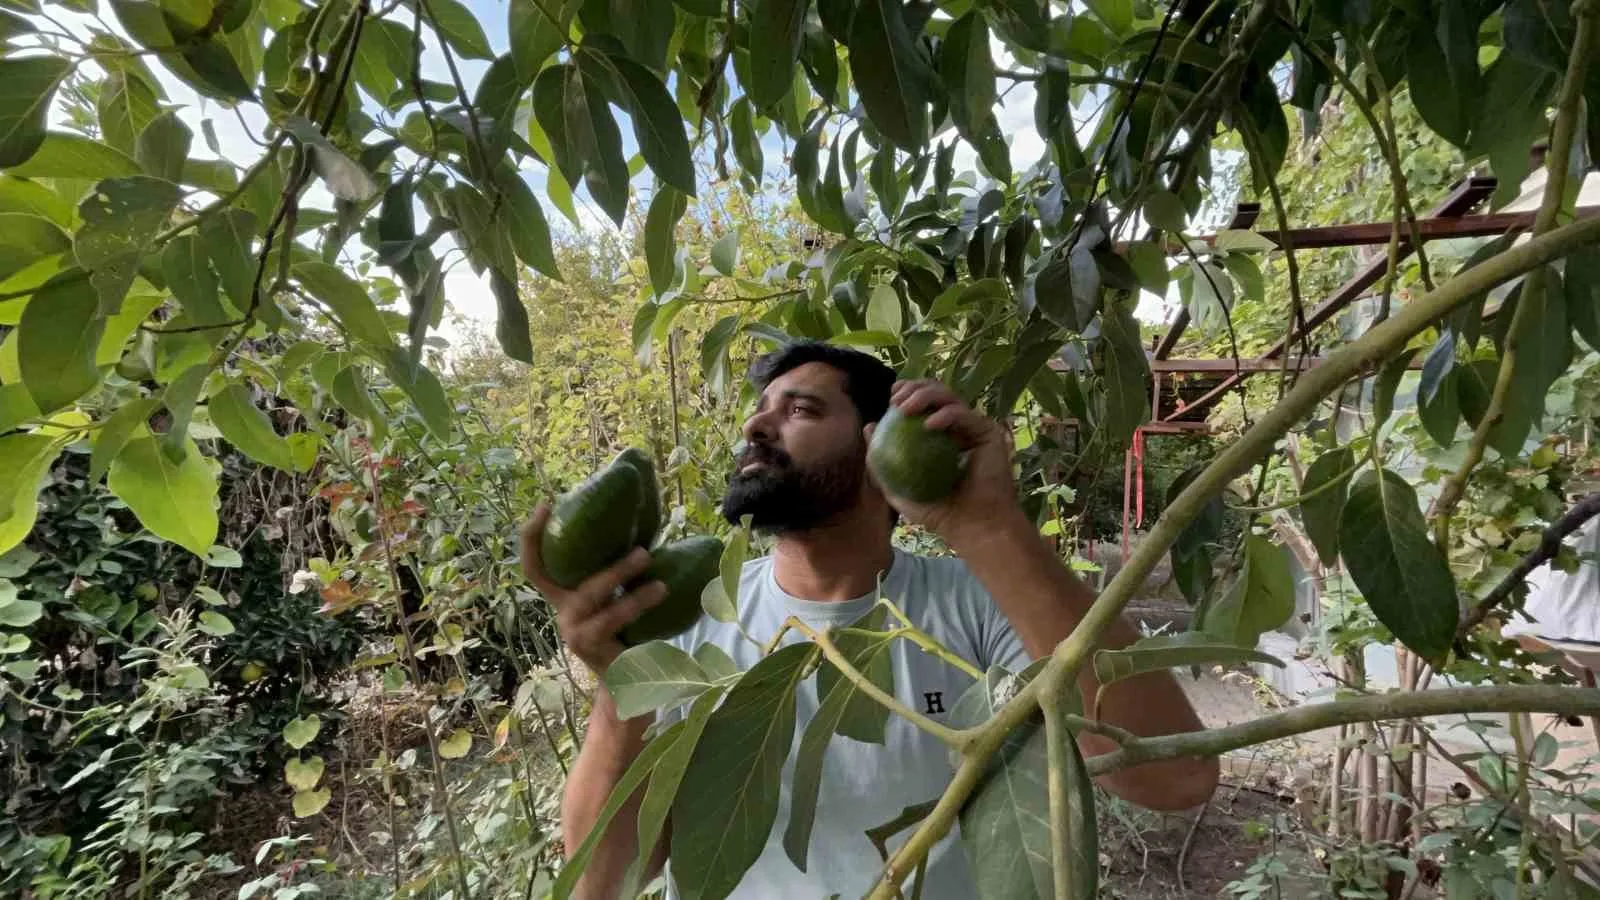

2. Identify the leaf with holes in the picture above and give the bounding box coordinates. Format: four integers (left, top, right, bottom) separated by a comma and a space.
73, 175, 180, 313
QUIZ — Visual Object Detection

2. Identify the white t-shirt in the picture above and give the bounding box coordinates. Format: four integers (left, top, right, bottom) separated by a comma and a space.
661, 548, 1030, 899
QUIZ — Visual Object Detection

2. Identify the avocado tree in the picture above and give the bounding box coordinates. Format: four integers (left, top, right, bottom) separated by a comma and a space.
4, 0, 1600, 895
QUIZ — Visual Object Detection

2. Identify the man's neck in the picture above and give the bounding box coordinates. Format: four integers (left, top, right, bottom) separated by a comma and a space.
770, 516, 893, 602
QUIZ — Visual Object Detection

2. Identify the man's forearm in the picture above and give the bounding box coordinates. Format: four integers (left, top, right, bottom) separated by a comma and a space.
949, 509, 1219, 810
563, 691, 660, 899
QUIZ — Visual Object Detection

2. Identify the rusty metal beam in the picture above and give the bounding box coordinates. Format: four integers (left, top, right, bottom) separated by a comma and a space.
1042, 417, 1212, 434
1152, 203, 1264, 359
1150, 176, 1497, 362
1160, 176, 1507, 422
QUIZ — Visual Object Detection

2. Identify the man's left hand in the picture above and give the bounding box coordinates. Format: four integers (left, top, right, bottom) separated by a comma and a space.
866, 379, 1024, 548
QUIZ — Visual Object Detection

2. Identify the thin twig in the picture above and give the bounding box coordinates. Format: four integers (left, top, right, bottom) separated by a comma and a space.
788, 617, 966, 748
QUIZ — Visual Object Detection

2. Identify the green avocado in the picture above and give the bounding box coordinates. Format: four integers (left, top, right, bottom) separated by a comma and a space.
620, 535, 723, 645
867, 406, 965, 503
609, 447, 662, 548
540, 464, 643, 589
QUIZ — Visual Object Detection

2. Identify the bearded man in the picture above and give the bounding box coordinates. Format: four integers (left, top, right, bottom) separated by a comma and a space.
521, 341, 1216, 899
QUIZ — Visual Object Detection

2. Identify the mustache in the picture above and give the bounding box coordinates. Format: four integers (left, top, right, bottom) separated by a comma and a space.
734, 441, 792, 471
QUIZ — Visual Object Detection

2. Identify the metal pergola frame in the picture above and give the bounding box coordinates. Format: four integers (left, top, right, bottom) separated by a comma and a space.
1049, 173, 1600, 426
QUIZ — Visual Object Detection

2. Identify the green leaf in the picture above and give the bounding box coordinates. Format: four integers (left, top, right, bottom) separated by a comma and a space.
1498, 268, 1571, 456
0, 56, 69, 167
1300, 447, 1353, 567
495, 164, 560, 280
785, 613, 895, 870
0, 213, 69, 284
1373, 347, 1418, 426
1338, 470, 1458, 663
107, 436, 218, 557
671, 642, 817, 900
940, 12, 995, 143
865, 283, 901, 334
73, 176, 181, 313
291, 788, 330, 818
200, 208, 258, 314
604, 52, 696, 196
283, 755, 324, 791
90, 397, 158, 482
1035, 243, 1101, 332
510, 0, 577, 78
730, 96, 766, 183
700, 314, 740, 397
605, 641, 720, 720
714, 514, 751, 621
98, 70, 160, 156
1094, 632, 1284, 689
553, 722, 686, 900
710, 231, 740, 277
1222, 253, 1264, 304
1083, 0, 1131, 34
950, 667, 1097, 900
1406, 29, 1464, 146
134, 110, 190, 184
438, 728, 472, 759
162, 234, 229, 326
427, 0, 493, 59
294, 262, 395, 348
1143, 189, 1187, 232
283, 116, 377, 202
443, 183, 516, 278
197, 610, 235, 636
0, 434, 59, 554
0, 596, 41, 628
9, 133, 141, 180
569, 52, 633, 224
1099, 298, 1150, 449
748, 0, 808, 109
489, 270, 533, 365
18, 275, 104, 415
283, 714, 321, 749
623, 686, 726, 899
179, 38, 256, 100
209, 383, 297, 472
330, 365, 386, 443
849, 0, 931, 150
1566, 245, 1600, 352
645, 185, 686, 296
377, 346, 451, 439
1202, 535, 1295, 648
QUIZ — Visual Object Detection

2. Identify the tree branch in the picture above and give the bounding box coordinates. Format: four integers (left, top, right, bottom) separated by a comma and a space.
866, 210, 1600, 900
787, 618, 967, 749
1458, 491, 1600, 637
1083, 685, 1600, 776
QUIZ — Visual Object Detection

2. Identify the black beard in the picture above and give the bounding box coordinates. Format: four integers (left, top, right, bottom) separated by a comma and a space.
720, 440, 865, 533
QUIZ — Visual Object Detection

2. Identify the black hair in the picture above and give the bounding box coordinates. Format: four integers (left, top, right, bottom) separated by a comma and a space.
747, 341, 897, 425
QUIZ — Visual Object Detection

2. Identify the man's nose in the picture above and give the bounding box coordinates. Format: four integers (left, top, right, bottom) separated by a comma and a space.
741, 409, 778, 444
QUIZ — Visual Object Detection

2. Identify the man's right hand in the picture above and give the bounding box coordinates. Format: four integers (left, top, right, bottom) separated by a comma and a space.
520, 503, 667, 675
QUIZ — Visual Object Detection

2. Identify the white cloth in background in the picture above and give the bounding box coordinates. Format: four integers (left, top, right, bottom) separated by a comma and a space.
658, 549, 1030, 900
1503, 518, 1600, 669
